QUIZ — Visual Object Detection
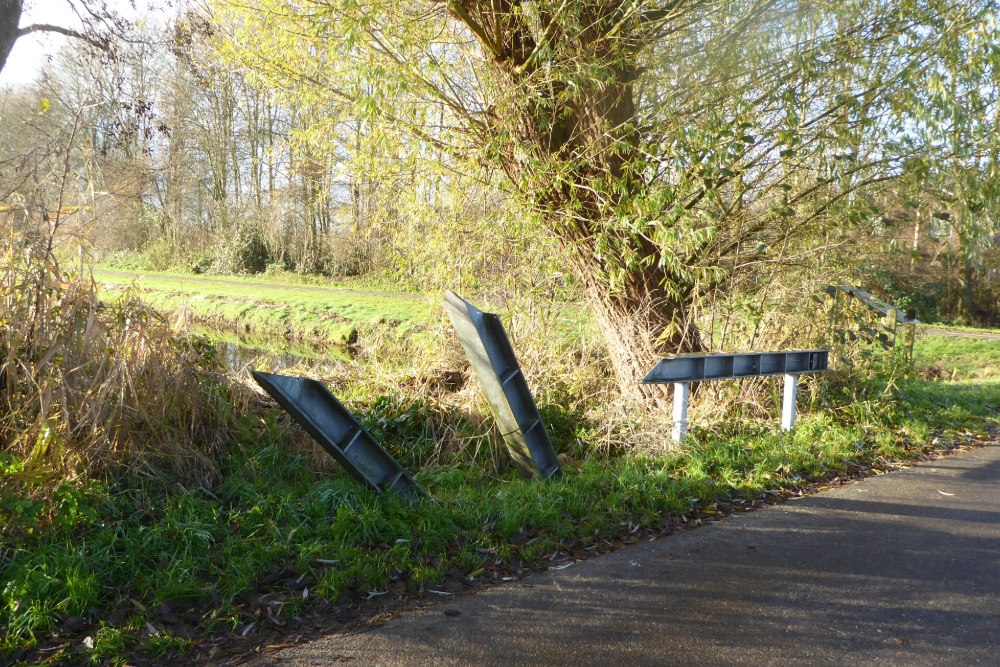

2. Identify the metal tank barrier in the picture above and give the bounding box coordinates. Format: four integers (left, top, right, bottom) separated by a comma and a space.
444, 291, 561, 479
252, 371, 424, 497
642, 350, 830, 442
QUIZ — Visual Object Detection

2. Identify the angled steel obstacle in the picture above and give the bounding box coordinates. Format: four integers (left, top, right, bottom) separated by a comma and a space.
252, 371, 424, 497
444, 291, 561, 479
837, 286, 919, 324
832, 285, 918, 367
642, 350, 830, 441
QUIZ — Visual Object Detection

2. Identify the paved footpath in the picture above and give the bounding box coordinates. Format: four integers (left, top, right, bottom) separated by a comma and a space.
261, 444, 1000, 666
923, 326, 1000, 341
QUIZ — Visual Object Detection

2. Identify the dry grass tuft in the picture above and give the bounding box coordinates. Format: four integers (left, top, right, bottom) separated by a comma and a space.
0, 244, 241, 496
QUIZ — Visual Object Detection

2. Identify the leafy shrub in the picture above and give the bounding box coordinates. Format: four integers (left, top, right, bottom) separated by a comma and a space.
138, 237, 178, 271
214, 223, 270, 275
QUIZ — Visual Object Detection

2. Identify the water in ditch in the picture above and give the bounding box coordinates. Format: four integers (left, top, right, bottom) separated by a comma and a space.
188, 325, 351, 375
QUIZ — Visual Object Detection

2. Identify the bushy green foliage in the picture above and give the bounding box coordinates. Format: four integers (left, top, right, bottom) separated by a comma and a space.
105, 239, 183, 272
865, 246, 1000, 327
214, 223, 271, 275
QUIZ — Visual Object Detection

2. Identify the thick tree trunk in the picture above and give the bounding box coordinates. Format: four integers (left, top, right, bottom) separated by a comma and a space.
451, 2, 707, 402
0, 1, 23, 74
587, 283, 691, 407
563, 231, 704, 406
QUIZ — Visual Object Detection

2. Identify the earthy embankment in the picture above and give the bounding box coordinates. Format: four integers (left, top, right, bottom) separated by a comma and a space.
93, 269, 430, 348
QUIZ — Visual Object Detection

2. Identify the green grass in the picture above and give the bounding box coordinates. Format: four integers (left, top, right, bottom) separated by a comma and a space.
2, 328, 998, 664
921, 323, 1000, 335
91, 267, 597, 357
187, 325, 353, 362
92, 268, 433, 347
913, 331, 1000, 381
93, 262, 422, 293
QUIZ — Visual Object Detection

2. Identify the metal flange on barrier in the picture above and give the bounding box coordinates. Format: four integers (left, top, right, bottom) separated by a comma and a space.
252, 371, 424, 498
444, 291, 561, 479
642, 350, 830, 442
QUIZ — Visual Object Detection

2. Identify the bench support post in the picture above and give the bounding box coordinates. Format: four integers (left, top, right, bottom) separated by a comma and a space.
642, 350, 829, 439
672, 382, 690, 442
781, 373, 799, 431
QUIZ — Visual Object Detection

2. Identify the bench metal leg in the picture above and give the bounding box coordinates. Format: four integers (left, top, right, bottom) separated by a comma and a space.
672, 381, 690, 442
781, 373, 800, 431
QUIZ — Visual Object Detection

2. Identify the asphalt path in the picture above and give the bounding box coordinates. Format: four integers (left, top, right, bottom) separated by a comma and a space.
923, 326, 1000, 341
257, 442, 1000, 667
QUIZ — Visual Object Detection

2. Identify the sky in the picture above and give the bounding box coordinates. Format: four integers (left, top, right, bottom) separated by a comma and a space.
0, 0, 160, 87
1, 2, 72, 86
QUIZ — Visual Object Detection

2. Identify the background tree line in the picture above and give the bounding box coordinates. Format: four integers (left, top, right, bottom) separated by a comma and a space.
0, 1, 998, 397
0, 7, 556, 290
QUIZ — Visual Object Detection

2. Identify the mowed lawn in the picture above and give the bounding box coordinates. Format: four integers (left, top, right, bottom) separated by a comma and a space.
92, 269, 434, 346
914, 328, 1000, 382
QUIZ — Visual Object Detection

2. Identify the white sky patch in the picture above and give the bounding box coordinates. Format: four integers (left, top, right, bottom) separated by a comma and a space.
0, 0, 167, 87
1, 18, 67, 85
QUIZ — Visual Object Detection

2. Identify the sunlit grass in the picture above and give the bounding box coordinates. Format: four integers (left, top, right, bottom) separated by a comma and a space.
93, 268, 434, 347
4, 350, 997, 661
3, 268, 998, 664
913, 331, 1000, 381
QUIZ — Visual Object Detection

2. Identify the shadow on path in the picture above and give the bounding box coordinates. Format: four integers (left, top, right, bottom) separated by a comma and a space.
264, 445, 1000, 667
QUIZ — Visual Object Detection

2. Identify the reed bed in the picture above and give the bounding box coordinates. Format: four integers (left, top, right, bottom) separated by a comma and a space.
0, 244, 241, 501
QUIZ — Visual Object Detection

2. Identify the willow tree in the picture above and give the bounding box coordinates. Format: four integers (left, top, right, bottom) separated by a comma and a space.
906, 16, 1000, 322
215, 0, 994, 399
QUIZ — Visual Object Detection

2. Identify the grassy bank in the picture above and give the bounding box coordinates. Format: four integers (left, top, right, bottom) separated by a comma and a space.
2, 327, 998, 665
92, 268, 432, 348
915, 334, 1000, 381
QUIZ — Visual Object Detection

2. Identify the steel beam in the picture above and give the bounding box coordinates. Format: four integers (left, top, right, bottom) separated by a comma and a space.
643, 349, 829, 441
642, 350, 829, 384
444, 291, 561, 479
252, 371, 424, 497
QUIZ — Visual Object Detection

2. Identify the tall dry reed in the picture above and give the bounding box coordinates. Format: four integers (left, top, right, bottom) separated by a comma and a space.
0, 242, 238, 495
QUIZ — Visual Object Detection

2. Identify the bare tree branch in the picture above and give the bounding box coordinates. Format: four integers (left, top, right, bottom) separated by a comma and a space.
16, 23, 109, 51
